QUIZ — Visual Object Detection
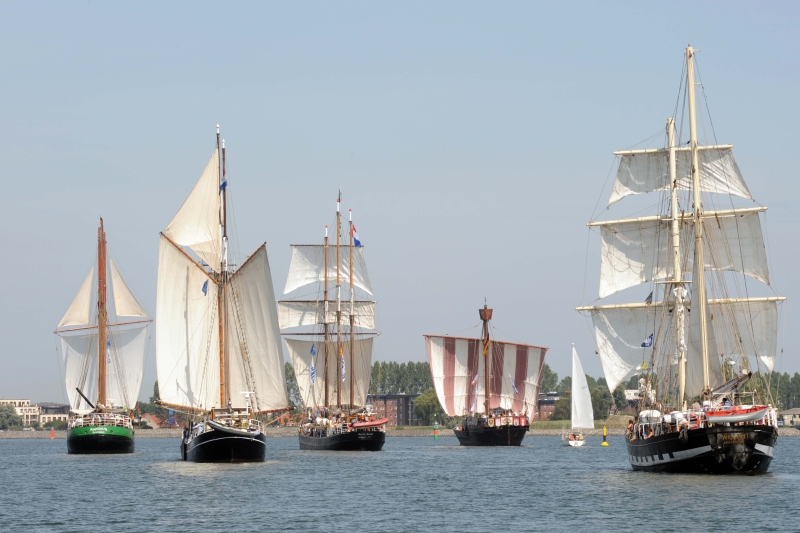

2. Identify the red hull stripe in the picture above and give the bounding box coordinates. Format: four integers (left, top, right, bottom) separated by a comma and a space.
443, 337, 456, 415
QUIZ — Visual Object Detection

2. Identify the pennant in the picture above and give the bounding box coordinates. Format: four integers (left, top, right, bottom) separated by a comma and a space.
202, 280, 208, 296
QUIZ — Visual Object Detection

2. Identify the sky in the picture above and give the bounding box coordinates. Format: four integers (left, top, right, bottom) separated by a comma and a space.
1, 2, 798, 403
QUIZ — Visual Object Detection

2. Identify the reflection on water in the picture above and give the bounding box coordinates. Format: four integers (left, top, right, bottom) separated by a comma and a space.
2, 435, 799, 532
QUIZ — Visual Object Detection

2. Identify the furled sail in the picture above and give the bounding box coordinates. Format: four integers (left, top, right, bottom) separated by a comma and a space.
277, 300, 376, 330
225, 245, 288, 411
425, 335, 546, 417
283, 245, 373, 295
164, 151, 221, 270
597, 209, 769, 298
285, 338, 373, 408
58, 268, 94, 328
571, 346, 594, 429
155, 234, 220, 410
609, 147, 752, 206
61, 325, 148, 413
109, 259, 148, 318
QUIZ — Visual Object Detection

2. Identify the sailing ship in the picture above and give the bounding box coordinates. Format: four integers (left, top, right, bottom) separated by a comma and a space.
562, 345, 593, 447
425, 304, 547, 446
155, 126, 291, 462
577, 46, 783, 473
56, 219, 151, 454
279, 194, 387, 451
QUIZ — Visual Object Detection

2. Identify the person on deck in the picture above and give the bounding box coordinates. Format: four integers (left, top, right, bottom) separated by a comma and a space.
645, 426, 654, 439
691, 401, 701, 410
722, 397, 732, 409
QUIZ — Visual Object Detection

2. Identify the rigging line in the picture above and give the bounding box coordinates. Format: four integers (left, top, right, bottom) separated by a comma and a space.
589, 156, 620, 223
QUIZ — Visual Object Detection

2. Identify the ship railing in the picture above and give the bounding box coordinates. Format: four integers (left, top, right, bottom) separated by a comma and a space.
69, 414, 133, 430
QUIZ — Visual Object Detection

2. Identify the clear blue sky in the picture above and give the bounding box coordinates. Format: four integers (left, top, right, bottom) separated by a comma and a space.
1, 2, 798, 402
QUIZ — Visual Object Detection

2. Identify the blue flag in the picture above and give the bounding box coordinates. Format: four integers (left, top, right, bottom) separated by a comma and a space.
220, 179, 228, 191
310, 359, 316, 384
641, 333, 654, 348
508, 374, 519, 395
202, 280, 208, 296
341, 356, 346, 382
310, 343, 317, 356
106, 339, 111, 365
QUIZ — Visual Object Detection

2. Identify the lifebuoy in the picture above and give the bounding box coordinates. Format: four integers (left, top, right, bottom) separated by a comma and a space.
688, 414, 700, 429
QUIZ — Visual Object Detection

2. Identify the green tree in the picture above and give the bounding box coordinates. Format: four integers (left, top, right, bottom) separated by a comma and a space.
591, 387, 613, 420
413, 388, 445, 425
43, 420, 68, 430
550, 393, 571, 421
0, 404, 22, 430
539, 364, 558, 393
556, 376, 572, 393
613, 385, 628, 411
284, 362, 301, 407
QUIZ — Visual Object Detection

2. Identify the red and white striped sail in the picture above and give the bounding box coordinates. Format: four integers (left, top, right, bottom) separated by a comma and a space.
424, 335, 547, 417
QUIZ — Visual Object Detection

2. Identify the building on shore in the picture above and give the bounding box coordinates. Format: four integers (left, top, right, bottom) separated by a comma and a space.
37, 403, 70, 425
367, 394, 419, 426
535, 392, 561, 420
0, 400, 71, 426
0, 399, 39, 426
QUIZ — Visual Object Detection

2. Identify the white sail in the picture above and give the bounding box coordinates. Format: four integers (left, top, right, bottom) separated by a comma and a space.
226, 246, 288, 412
425, 335, 545, 417
609, 148, 752, 206
277, 300, 376, 330
571, 346, 595, 429
109, 259, 148, 318
155, 234, 220, 410
60, 325, 148, 413
285, 338, 373, 408
597, 210, 769, 298
710, 299, 778, 373
164, 151, 221, 270
283, 245, 373, 295
58, 268, 94, 328
590, 307, 652, 392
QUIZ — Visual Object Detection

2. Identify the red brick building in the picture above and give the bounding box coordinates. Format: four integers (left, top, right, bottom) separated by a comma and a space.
367, 394, 419, 426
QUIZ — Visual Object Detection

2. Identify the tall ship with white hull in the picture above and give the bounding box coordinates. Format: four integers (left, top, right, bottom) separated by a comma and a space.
155, 126, 291, 462
578, 46, 784, 474
280, 194, 386, 451
425, 305, 547, 446
56, 219, 152, 454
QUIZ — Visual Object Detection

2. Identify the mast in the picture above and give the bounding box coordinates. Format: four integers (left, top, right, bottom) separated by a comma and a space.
480, 304, 492, 416
667, 118, 688, 409
323, 225, 329, 408
349, 209, 355, 409
686, 46, 711, 399
97, 218, 108, 408
217, 125, 228, 408
335, 193, 342, 407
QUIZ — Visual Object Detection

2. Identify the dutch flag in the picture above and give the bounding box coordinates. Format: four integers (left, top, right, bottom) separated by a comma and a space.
352, 225, 362, 247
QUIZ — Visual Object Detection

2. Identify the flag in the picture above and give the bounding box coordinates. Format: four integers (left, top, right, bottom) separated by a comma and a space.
352, 224, 362, 247
471, 375, 479, 387
310, 358, 316, 384
220, 178, 228, 191
310, 343, 317, 356
106, 339, 111, 366
202, 280, 208, 296
341, 354, 346, 382
509, 374, 519, 395
644, 291, 653, 305
641, 333, 654, 348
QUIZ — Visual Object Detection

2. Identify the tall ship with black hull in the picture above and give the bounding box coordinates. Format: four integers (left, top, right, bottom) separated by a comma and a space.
155, 126, 291, 463
425, 305, 547, 446
279, 195, 386, 451
56, 219, 152, 454
578, 46, 784, 474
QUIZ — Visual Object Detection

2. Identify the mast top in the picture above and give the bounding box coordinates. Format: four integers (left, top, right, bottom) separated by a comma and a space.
222, 139, 225, 149
479, 304, 492, 322
216, 124, 220, 134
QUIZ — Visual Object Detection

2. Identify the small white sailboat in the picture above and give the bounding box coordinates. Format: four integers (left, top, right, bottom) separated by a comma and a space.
563, 345, 594, 447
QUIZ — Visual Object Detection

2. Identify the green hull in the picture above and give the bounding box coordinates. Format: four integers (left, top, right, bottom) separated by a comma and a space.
67, 425, 135, 454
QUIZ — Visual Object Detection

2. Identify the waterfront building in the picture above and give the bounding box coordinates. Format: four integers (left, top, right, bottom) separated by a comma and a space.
0, 399, 39, 426
367, 394, 419, 426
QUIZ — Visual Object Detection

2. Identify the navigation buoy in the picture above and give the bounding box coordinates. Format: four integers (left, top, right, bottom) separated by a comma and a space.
433, 420, 439, 440
50, 427, 55, 440
601, 425, 609, 447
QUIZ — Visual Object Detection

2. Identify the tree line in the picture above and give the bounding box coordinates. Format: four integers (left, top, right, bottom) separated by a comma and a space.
545, 365, 632, 421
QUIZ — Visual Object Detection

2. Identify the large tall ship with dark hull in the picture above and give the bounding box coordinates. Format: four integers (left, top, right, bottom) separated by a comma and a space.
56, 219, 152, 454
578, 46, 783, 474
425, 305, 548, 447
279, 194, 387, 451
155, 126, 291, 463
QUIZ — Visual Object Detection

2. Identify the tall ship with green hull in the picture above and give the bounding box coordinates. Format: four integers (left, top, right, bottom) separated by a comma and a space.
55, 219, 152, 454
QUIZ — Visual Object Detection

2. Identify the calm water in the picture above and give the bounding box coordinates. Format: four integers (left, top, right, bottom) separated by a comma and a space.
1, 435, 798, 532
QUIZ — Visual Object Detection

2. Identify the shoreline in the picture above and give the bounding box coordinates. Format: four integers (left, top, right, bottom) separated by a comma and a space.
3, 426, 799, 439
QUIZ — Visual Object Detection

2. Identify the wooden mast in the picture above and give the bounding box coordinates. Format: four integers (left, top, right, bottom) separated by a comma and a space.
97, 218, 108, 408
217, 125, 227, 408
335, 193, 342, 407
323, 225, 329, 407
480, 304, 493, 417
348, 209, 354, 409
686, 46, 711, 399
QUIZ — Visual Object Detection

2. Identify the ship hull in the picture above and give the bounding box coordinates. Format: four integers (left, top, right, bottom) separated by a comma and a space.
627, 425, 777, 474
299, 429, 385, 451
67, 425, 134, 454
454, 423, 528, 446
182, 429, 267, 463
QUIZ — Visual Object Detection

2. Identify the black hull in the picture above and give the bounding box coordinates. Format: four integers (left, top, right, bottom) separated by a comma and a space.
454, 423, 528, 446
67, 434, 134, 454
299, 430, 385, 451
182, 429, 267, 463
627, 425, 777, 474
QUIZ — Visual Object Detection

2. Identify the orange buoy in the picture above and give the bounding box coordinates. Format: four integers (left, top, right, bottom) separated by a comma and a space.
50, 427, 55, 440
